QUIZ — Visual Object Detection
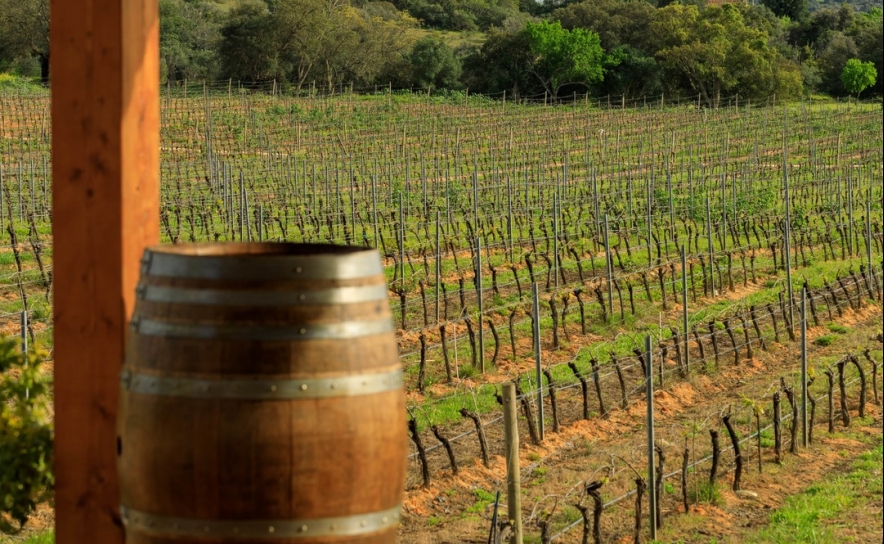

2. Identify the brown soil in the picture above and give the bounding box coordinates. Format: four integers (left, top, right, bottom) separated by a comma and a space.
397, 308, 883, 543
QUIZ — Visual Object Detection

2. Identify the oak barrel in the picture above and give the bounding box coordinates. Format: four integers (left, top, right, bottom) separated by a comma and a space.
117, 243, 406, 544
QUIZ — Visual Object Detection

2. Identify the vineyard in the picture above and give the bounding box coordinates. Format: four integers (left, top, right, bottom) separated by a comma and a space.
1, 84, 882, 542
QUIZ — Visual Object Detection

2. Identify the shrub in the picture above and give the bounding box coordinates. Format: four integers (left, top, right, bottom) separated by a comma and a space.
0, 340, 53, 534
0, 74, 41, 91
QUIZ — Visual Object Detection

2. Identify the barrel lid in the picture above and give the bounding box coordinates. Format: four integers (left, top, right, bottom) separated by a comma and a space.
140, 243, 383, 281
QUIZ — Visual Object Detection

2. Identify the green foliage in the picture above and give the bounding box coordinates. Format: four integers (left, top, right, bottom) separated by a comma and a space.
410, 37, 462, 89
461, 23, 535, 96
218, 0, 418, 89
689, 480, 724, 506
827, 322, 849, 334
0, 341, 52, 534
653, 3, 801, 106
552, 0, 657, 53
814, 334, 836, 346
466, 487, 498, 513
763, 0, 809, 21
856, 10, 883, 77
159, 0, 224, 82
523, 20, 608, 98
393, 0, 518, 31
0, 74, 40, 91
218, 1, 281, 82
840, 58, 877, 96
0, 0, 49, 81
1, 0, 877, 98
600, 45, 663, 99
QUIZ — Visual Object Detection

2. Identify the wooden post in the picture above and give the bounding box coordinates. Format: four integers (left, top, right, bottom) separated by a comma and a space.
476, 236, 485, 373
645, 335, 657, 540
681, 245, 689, 373
502, 382, 523, 544
800, 287, 808, 448
604, 214, 614, 318
532, 283, 544, 442
51, 1, 160, 543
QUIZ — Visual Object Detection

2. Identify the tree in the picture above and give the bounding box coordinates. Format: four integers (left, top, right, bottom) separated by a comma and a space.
552, 0, 657, 53
599, 45, 663, 99
0, 0, 49, 82
840, 58, 877, 97
816, 32, 859, 95
652, 3, 797, 106
159, 0, 223, 82
218, 0, 336, 89
855, 10, 883, 95
218, 0, 418, 90
523, 20, 608, 99
762, 0, 808, 21
461, 23, 536, 97
335, 6, 418, 88
218, 1, 283, 82
409, 37, 462, 89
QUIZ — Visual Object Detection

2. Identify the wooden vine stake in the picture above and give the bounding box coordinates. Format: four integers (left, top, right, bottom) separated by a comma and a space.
502, 382, 524, 544
644, 335, 658, 541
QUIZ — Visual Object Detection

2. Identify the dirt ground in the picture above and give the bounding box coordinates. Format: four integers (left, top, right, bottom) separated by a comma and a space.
398, 308, 883, 543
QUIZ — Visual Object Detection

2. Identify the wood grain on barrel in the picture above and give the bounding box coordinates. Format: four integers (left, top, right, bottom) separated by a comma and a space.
118, 243, 405, 544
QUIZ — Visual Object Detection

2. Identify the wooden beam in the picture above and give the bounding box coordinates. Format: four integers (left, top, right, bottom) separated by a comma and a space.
51, 1, 159, 542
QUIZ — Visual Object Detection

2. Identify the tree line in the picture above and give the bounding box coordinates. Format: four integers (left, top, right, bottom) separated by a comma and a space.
0, 0, 881, 102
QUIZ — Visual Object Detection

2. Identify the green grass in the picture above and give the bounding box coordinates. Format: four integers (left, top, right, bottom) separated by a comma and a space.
465, 487, 498, 514
826, 322, 849, 334
0, 531, 53, 544
748, 437, 883, 543
689, 480, 724, 506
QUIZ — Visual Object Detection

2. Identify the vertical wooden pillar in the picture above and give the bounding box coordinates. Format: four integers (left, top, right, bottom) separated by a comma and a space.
51, 1, 159, 542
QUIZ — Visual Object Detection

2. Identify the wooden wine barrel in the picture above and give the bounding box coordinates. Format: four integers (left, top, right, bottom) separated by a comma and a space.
117, 243, 406, 544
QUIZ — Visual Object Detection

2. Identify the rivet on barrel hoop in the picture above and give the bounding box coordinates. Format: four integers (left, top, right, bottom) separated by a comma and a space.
122, 368, 402, 399
140, 251, 153, 275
